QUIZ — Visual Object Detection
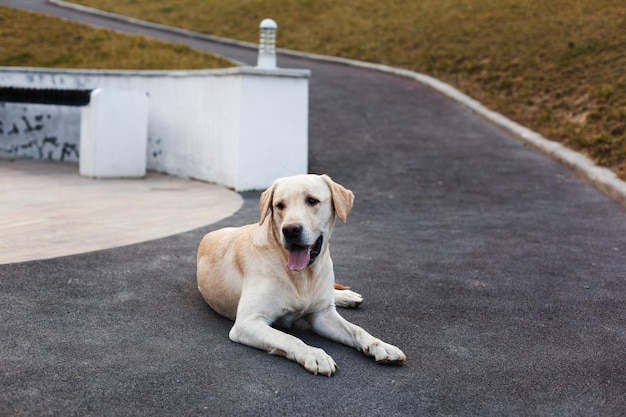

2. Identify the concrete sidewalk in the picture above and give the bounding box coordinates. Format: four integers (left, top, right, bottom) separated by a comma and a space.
0, 159, 242, 264
1, 2, 626, 416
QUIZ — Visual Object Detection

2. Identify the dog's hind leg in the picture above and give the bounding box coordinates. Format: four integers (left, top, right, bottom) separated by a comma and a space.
333, 283, 363, 308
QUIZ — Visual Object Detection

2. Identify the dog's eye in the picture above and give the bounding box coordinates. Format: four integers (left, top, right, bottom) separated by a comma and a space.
275, 202, 285, 210
307, 197, 320, 206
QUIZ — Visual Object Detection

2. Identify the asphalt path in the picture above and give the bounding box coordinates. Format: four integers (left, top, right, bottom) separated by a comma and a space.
2, 2, 626, 416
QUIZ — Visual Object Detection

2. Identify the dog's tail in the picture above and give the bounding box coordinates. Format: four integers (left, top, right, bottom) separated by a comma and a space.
334, 282, 351, 291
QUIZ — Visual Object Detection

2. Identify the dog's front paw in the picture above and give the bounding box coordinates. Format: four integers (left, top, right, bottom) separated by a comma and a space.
298, 347, 337, 376
334, 289, 363, 308
364, 340, 406, 365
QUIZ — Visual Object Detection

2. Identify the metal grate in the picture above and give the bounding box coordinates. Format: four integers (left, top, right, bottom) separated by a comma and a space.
0, 87, 92, 106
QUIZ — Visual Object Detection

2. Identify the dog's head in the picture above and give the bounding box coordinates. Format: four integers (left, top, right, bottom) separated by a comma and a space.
259, 174, 354, 272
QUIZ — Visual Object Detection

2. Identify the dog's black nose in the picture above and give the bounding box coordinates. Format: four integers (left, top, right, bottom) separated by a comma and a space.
282, 224, 302, 241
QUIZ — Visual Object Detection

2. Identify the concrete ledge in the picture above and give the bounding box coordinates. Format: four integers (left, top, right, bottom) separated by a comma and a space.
0, 85, 149, 178
0, 65, 310, 190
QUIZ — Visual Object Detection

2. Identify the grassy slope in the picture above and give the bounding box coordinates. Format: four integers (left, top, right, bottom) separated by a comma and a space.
0, 6, 232, 70
73, 0, 626, 180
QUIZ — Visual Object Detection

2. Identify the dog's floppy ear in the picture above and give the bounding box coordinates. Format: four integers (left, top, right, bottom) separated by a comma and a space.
322, 174, 354, 223
259, 181, 276, 225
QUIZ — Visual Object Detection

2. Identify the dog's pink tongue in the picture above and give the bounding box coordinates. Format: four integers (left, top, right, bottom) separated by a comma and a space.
287, 246, 310, 272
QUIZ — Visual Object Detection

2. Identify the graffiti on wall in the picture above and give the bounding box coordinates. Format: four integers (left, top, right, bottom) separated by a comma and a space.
0, 103, 80, 162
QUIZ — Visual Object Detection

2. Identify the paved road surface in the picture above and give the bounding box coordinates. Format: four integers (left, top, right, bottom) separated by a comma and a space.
1, 2, 626, 416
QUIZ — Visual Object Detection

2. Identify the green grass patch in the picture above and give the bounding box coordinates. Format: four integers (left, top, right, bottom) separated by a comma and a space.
72, 0, 626, 180
0, 6, 233, 70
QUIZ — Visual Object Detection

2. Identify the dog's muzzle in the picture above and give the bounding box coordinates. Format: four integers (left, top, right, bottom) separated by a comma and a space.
283, 226, 323, 272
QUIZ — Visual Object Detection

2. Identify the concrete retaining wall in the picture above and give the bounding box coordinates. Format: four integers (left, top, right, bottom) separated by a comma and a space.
0, 66, 310, 190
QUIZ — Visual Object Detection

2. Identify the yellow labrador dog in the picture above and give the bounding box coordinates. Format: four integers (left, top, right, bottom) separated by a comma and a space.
197, 174, 405, 376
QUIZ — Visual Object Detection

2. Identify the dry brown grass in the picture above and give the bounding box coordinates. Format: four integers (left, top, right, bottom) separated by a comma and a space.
73, 0, 626, 180
0, 6, 232, 70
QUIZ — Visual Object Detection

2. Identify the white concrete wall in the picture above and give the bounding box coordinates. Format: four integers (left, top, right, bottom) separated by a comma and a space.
80, 88, 149, 178
0, 66, 310, 190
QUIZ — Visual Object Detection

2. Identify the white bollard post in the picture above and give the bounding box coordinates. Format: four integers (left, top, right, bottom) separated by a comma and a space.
257, 18, 278, 69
